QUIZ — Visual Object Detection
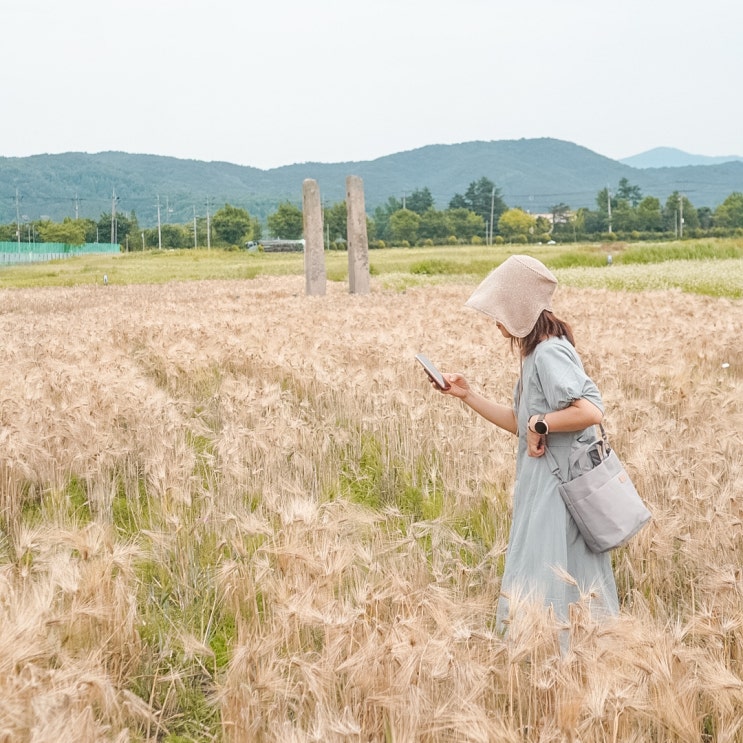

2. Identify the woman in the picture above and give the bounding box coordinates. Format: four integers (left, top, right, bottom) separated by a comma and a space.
437, 255, 619, 630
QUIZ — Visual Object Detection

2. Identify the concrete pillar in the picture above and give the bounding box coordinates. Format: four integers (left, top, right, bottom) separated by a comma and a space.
346, 175, 370, 295
302, 178, 326, 296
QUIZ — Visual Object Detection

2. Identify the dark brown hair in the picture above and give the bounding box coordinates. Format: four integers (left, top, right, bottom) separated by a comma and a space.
514, 310, 575, 358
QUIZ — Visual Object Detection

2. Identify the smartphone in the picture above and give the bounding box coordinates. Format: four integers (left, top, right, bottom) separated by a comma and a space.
415, 353, 450, 390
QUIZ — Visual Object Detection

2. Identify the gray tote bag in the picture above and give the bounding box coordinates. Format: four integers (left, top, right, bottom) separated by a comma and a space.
545, 428, 651, 553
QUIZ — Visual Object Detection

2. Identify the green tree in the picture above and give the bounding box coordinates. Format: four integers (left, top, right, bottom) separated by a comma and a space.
36, 217, 87, 245
95, 210, 138, 244
535, 216, 551, 236
714, 192, 743, 228
663, 192, 698, 233
371, 196, 403, 242
635, 197, 663, 232
449, 177, 507, 226
498, 208, 537, 240
267, 201, 303, 239
575, 207, 604, 235
697, 206, 714, 230
160, 223, 192, 248
324, 201, 347, 245
81, 218, 98, 243
592, 188, 615, 232
616, 178, 643, 207
418, 209, 450, 242
365, 215, 377, 244
212, 203, 256, 245
382, 196, 403, 214
0, 223, 17, 241
595, 187, 616, 214
610, 199, 636, 233
406, 187, 435, 215
389, 209, 421, 245
681, 197, 699, 230
445, 208, 485, 241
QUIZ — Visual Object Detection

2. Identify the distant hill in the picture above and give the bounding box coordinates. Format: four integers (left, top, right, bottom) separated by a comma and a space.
2, 139, 742, 228
621, 147, 743, 169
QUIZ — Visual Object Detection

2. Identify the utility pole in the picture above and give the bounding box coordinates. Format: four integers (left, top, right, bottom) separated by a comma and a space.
193, 206, 198, 248
606, 185, 612, 234
156, 195, 162, 249
15, 188, 21, 248
489, 187, 495, 245
205, 197, 211, 250
111, 188, 118, 245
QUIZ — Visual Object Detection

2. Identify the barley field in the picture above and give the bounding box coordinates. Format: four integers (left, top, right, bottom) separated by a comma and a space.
1, 269, 742, 742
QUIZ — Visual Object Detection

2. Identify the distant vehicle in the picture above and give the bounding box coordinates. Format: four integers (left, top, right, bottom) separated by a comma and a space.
547, 240, 556, 245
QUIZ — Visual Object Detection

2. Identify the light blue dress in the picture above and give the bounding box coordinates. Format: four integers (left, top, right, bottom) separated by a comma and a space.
496, 336, 619, 630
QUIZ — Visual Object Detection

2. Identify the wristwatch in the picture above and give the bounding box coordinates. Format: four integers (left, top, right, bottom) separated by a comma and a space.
533, 414, 549, 436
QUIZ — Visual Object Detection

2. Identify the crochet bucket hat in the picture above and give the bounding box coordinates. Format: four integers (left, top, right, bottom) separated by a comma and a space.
465, 255, 558, 338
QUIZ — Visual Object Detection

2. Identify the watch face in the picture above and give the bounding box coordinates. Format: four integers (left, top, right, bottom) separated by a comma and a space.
535, 421, 548, 434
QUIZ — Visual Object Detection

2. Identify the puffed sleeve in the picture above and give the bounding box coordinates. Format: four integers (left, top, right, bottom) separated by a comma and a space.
533, 338, 603, 412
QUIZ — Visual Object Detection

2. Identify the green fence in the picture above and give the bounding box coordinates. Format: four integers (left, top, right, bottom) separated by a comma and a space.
0, 242, 121, 265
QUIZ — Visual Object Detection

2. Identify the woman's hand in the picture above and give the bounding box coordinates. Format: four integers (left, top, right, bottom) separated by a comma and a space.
436, 373, 471, 399
526, 428, 546, 457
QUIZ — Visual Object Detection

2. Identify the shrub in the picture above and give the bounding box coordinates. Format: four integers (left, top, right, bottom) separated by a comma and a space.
410, 259, 457, 275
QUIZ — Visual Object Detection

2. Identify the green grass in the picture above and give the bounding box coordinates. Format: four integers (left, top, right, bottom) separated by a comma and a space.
555, 258, 743, 298
618, 240, 743, 264
0, 238, 741, 297
336, 432, 445, 521
0, 248, 312, 288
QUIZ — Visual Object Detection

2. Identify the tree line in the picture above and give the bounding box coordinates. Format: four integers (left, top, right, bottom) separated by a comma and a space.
2, 177, 743, 250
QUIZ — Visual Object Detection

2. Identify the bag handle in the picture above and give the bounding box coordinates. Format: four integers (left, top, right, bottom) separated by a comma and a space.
542, 423, 609, 485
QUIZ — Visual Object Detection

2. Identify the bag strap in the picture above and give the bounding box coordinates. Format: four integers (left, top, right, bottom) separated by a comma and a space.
543, 445, 565, 483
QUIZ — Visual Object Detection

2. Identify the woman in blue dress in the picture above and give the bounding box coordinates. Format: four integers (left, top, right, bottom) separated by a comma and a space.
437, 255, 619, 631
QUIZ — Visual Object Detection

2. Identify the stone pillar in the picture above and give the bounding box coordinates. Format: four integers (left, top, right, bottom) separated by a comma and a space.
302, 178, 326, 296
346, 175, 370, 295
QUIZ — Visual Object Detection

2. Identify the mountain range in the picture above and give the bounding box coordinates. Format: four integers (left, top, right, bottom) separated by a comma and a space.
2, 139, 742, 228
619, 147, 743, 169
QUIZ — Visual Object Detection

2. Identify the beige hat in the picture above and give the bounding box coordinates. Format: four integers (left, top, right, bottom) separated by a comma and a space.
465, 255, 557, 337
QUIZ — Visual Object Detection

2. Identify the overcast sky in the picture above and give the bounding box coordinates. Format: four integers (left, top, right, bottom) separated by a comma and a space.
3, 0, 741, 169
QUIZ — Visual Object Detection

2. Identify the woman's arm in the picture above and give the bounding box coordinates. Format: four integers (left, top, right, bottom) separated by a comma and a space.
526, 398, 603, 457
529, 398, 603, 434
439, 373, 518, 435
